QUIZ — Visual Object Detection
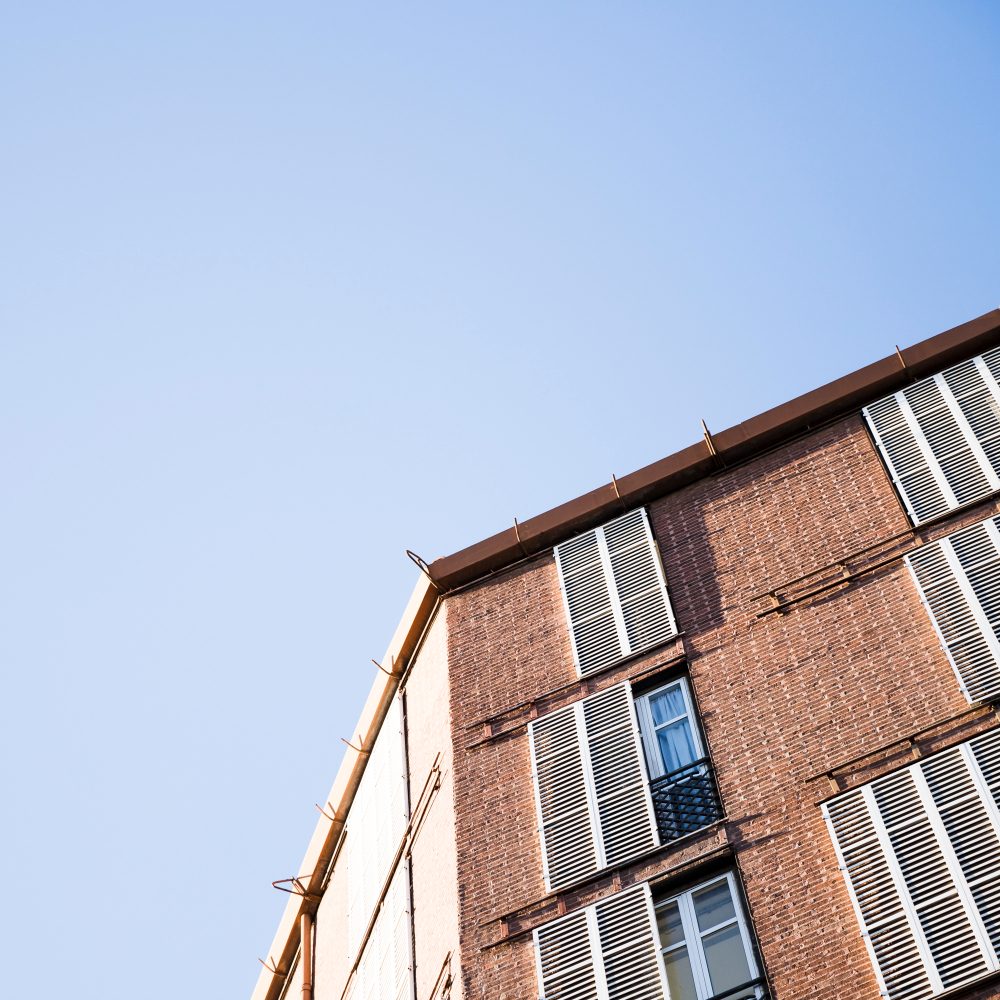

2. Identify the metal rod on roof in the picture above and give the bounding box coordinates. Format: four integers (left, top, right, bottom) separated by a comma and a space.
611, 474, 626, 511
405, 549, 433, 580
513, 517, 528, 556
701, 419, 717, 458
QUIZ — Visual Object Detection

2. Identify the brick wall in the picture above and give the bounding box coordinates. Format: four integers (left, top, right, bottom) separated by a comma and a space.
445, 412, 1000, 1000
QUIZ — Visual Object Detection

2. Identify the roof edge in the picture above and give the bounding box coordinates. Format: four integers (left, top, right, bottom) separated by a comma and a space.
428, 308, 1000, 592
251, 575, 438, 1000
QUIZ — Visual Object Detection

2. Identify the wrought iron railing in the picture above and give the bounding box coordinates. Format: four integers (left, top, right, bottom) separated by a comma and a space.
706, 976, 769, 1000
649, 756, 723, 843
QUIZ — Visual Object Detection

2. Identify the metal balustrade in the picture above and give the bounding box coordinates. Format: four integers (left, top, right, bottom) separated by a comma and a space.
648, 756, 723, 843
708, 976, 768, 1000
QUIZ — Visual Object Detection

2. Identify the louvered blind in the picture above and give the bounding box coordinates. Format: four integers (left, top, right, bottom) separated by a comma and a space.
555, 508, 677, 677
529, 684, 658, 891
906, 514, 1000, 705
864, 347, 1000, 524
533, 884, 668, 1000
823, 727, 1000, 1000
347, 698, 410, 962
346, 863, 414, 1000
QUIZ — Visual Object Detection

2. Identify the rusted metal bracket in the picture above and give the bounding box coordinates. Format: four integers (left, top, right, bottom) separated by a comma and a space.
371, 655, 396, 677
271, 876, 322, 899
258, 956, 279, 974
340, 736, 369, 755
405, 549, 433, 580
314, 801, 338, 822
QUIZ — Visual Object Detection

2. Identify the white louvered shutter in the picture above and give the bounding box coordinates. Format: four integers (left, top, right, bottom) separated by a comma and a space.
823, 728, 1000, 1000
534, 884, 668, 1000
349, 863, 414, 1000
864, 348, 1000, 524
529, 684, 658, 891
906, 515, 1000, 705
555, 509, 677, 677
347, 697, 410, 963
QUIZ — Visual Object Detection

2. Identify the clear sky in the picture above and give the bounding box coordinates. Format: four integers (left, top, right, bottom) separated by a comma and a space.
2, 3, 999, 997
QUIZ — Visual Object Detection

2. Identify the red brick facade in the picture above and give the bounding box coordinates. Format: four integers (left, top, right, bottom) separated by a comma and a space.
445, 412, 1000, 1000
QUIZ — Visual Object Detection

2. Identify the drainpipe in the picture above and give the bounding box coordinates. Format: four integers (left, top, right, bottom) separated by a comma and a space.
300, 913, 313, 1000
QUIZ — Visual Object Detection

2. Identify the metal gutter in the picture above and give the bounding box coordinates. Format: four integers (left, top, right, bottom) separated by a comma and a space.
251, 576, 439, 1000
427, 308, 1000, 592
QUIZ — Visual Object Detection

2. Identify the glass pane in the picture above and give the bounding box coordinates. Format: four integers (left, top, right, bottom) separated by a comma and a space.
656, 901, 686, 948
703, 924, 752, 996
649, 686, 686, 725
657, 719, 697, 773
663, 946, 699, 999
693, 880, 737, 931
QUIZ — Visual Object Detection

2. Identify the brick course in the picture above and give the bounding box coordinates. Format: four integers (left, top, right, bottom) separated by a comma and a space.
445, 412, 1000, 1000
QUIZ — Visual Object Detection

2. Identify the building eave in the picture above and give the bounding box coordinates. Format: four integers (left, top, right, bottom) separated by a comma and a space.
427, 308, 1000, 592
251, 576, 439, 1000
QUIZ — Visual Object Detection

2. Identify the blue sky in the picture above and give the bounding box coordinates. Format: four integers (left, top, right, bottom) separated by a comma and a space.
2, 3, 999, 997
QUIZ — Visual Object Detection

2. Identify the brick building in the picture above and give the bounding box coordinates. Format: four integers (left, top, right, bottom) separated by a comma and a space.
252, 308, 1000, 1000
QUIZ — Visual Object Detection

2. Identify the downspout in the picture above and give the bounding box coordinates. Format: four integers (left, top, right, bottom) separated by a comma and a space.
400, 688, 419, 1000
300, 914, 313, 1000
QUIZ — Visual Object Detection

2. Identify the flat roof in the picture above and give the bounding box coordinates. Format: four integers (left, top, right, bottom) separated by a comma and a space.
427, 308, 1000, 592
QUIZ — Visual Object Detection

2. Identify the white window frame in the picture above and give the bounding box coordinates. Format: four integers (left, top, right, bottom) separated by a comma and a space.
655, 871, 763, 1000
634, 677, 705, 780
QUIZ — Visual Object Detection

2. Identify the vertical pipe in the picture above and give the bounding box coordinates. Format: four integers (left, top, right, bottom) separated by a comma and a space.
300, 913, 313, 1000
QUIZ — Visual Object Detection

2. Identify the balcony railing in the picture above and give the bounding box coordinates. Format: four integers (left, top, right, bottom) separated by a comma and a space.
707, 976, 768, 1000
649, 756, 723, 843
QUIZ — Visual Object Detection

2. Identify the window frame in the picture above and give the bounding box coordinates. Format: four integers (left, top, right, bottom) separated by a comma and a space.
634, 677, 706, 780
655, 871, 764, 1000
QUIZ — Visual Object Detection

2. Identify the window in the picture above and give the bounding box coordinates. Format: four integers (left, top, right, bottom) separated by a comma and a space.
635, 680, 721, 841
864, 347, 1000, 524
823, 727, 1000, 1000
533, 883, 669, 1000
554, 508, 678, 677
528, 683, 659, 891
655, 873, 764, 1000
528, 680, 722, 891
906, 513, 1000, 705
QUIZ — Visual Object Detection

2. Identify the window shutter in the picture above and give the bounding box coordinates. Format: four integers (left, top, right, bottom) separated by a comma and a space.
533, 884, 668, 1000
347, 698, 410, 962
555, 508, 677, 677
529, 701, 602, 891
864, 348, 1000, 524
529, 684, 658, 892
906, 515, 1000, 705
823, 728, 1000, 1000
348, 863, 414, 1000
